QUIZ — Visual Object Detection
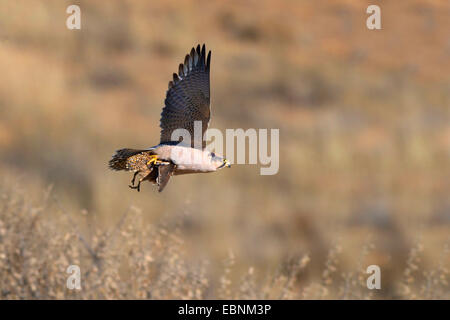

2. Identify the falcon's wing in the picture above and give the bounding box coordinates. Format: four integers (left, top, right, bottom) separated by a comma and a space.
160, 44, 211, 149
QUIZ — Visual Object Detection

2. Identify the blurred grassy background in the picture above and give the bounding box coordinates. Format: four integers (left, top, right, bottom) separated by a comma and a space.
0, 0, 449, 299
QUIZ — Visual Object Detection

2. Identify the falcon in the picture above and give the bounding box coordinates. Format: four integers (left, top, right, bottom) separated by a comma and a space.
108, 44, 230, 192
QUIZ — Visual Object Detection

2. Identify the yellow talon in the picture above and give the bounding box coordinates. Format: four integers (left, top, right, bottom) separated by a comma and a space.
147, 155, 159, 166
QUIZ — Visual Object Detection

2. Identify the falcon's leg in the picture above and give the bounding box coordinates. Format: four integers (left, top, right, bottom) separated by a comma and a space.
147, 154, 160, 166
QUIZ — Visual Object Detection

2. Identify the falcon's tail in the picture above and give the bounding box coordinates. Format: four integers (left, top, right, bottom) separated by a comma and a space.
108, 148, 149, 171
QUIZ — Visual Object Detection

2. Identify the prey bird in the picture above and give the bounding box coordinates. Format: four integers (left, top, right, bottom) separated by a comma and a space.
108, 44, 230, 192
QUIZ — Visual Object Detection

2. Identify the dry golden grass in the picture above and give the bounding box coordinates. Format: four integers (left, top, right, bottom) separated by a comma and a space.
0, 177, 448, 299
0, 0, 449, 299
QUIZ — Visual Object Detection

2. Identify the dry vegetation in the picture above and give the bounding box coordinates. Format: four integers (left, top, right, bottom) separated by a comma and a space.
0, 0, 449, 299
1, 181, 448, 299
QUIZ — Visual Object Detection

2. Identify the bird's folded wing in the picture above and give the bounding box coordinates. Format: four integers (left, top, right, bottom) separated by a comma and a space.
160, 44, 211, 149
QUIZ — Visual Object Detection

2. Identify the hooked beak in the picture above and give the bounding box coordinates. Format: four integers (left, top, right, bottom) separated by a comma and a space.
219, 159, 231, 169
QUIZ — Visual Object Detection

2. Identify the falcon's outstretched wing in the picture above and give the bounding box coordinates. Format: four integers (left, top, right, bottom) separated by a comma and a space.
160, 44, 211, 149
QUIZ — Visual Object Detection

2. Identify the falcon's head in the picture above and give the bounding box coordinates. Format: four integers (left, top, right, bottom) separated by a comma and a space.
209, 152, 231, 170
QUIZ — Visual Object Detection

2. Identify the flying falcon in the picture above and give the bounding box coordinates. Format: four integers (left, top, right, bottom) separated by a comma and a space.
108, 44, 230, 192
